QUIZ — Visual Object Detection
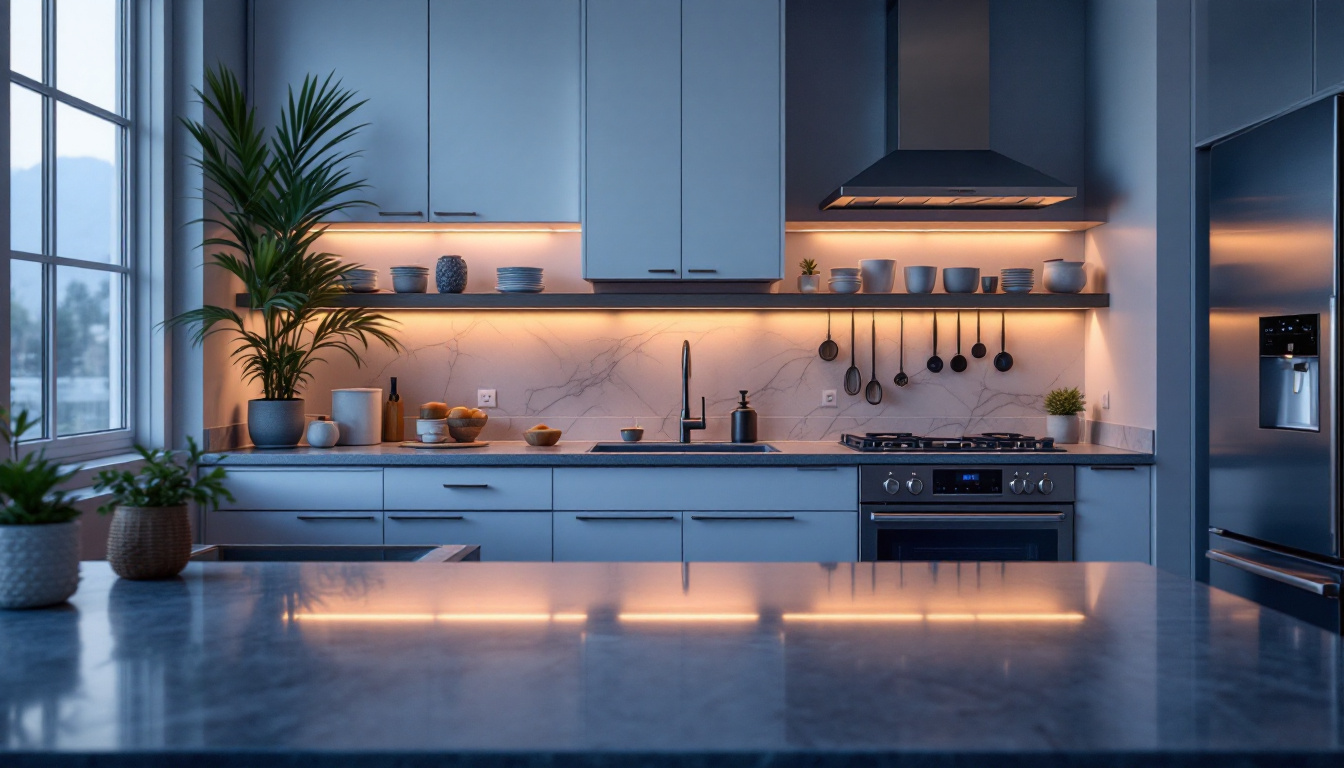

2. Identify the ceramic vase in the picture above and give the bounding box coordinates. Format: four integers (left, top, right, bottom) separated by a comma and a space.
107, 506, 191, 580
436, 255, 468, 293
0, 521, 80, 609
247, 399, 305, 448
306, 416, 340, 448
1046, 414, 1082, 444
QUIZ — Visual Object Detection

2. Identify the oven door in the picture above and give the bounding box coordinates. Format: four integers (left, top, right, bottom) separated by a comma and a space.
861, 505, 1075, 562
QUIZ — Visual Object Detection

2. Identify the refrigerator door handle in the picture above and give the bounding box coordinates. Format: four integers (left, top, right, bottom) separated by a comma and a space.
1207, 549, 1341, 597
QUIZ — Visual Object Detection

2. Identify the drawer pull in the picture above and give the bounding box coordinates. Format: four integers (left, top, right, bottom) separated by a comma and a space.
388, 515, 465, 521
690, 515, 796, 521
433, 211, 479, 217
576, 514, 677, 521
647, 268, 678, 274
796, 466, 839, 472
377, 211, 424, 217
686, 268, 718, 274
870, 512, 1066, 522
296, 515, 377, 521
1088, 466, 1138, 471
443, 483, 491, 489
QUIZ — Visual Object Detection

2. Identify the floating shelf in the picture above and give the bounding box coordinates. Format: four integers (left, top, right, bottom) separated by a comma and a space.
235, 292, 1109, 311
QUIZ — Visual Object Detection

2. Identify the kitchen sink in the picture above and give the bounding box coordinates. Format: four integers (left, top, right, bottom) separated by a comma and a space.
588, 442, 781, 453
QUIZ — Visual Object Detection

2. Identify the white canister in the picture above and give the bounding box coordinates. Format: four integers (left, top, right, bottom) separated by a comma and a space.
332, 388, 383, 445
306, 416, 340, 448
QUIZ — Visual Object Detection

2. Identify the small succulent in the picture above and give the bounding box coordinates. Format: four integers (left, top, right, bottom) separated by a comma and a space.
1044, 387, 1086, 416
798, 258, 819, 276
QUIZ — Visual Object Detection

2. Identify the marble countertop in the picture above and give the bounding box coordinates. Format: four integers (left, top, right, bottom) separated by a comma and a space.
1, 561, 1339, 767
202, 440, 1154, 466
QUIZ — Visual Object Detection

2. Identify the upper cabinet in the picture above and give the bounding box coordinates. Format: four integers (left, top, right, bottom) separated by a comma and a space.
429, 0, 580, 223
251, 0, 430, 222
1195, 0, 1313, 144
251, 0, 581, 223
583, 0, 783, 283
1315, 1, 1344, 92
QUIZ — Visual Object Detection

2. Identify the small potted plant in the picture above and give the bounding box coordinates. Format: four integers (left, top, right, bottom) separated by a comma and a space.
95, 439, 232, 580
1044, 387, 1086, 444
798, 258, 821, 293
0, 410, 83, 610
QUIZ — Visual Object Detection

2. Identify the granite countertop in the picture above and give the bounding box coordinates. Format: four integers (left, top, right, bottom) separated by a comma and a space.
2, 561, 1339, 767
202, 440, 1154, 466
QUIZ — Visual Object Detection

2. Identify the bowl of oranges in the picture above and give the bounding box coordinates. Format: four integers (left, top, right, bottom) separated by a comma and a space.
445, 406, 488, 443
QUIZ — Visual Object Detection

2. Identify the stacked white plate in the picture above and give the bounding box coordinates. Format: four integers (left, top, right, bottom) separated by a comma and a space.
338, 267, 379, 293
497, 266, 544, 293
828, 277, 861, 294
390, 265, 429, 293
1000, 268, 1035, 294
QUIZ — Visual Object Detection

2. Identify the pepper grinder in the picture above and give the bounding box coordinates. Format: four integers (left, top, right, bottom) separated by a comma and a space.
731, 390, 758, 443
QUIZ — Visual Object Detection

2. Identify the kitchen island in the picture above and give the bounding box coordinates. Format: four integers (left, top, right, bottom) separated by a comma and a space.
1, 561, 1339, 767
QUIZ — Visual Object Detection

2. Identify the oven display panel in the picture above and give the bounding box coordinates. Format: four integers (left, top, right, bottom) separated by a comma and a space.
932, 469, 1003, 495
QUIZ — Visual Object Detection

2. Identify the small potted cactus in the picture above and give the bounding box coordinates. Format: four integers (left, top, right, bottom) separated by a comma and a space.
1043, 387, 1086, 444
798, 258, 821, 293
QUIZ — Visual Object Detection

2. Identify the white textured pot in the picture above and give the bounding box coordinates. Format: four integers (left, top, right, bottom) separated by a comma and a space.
0, 521, 80, 609
1045, 414, 1082, 444
798, 275, 821, 293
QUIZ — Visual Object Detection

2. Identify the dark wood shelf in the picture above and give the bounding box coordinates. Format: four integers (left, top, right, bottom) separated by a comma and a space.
235, 292, 1109, 310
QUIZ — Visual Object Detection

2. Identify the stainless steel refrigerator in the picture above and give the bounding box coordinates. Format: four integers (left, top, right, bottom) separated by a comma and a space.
1208, 96, 1344, 633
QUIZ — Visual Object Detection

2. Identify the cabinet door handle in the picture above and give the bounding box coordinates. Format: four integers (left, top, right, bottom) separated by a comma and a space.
796, 466, 839, 472
690, 514, 796, 521
647, 268, 678, 274
575, 515, 677, 521
388, 515, 465, 521
869, 512, 1066, 522
297, 515, 377, 521
442, 483, 491, 489
433, 211, 478, 217
1088, 466, 1138, 471
686, 268, 718, 274
378, 211, 424, 217
1207, 549, 1340, 597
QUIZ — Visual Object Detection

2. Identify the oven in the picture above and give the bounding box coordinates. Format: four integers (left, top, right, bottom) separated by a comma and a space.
859, 465, 1075, 562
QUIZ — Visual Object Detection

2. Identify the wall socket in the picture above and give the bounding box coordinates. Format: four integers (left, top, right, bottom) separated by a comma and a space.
821, 389, 838, 407
1101, 391, 1110, 410
477, 389, 497, 408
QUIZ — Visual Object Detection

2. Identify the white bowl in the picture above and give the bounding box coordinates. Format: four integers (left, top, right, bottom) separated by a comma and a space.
828, 281, 861, 294
415, 418, 448, 442
829, 267, 860, 277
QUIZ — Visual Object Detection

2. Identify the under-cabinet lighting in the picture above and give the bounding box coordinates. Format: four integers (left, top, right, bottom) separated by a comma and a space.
319, 222, 581, 234
291, 612, 588, 624
617, 612, 761, 623
781, 612, 1085, 623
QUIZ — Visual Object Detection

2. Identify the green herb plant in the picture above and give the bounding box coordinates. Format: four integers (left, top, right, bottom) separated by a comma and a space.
94, 438, 233, 514
1044, 387, 1086, 416
0, 409, 82, 526
799, 258, 820, 276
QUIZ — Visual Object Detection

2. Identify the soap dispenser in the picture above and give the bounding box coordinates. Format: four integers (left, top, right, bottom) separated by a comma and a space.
731, 390, 758, 443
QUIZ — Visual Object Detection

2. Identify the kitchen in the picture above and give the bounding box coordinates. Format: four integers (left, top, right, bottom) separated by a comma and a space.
1, 0, 1341, 766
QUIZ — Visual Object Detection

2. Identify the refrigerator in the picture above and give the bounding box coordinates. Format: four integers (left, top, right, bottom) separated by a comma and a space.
1208, 95, 1344, 633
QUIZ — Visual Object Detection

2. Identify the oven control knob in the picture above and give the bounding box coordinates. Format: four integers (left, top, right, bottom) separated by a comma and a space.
1037, 475, 1055, 495
882, 477, 901, 495
1009, 474, 1025, 494
1022, 473, 1036, 494
906, 476, 924, 495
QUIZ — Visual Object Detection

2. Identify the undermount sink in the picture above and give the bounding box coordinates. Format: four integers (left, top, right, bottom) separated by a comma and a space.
588, 442, 781, 454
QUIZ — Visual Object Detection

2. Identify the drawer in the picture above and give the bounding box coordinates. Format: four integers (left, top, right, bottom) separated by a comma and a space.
203, 510, 383, 545
553, 511, 682, 562
553, 467, 856, 511
384, 511, 552, 561
384, 468, 552, 510
218, 469, 384, 511
682, 511, 858, 562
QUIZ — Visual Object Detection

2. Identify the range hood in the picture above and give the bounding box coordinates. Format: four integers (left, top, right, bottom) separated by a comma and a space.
820, 0, 1076, 211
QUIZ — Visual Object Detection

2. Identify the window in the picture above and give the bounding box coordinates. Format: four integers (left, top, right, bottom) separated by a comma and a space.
9, 0, 131, 458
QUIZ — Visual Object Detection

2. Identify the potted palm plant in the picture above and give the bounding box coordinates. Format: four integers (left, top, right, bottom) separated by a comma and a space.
0, 410, 82, 610
94, 439, 232, 580
170, 66, 402, 447
1044, 387, 1086, 444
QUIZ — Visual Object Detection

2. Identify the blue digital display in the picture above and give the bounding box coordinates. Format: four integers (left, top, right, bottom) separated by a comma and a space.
961, 473, 979, 482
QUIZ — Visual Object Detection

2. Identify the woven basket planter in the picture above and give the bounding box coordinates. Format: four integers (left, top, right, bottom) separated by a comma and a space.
107, 505, 192, 580
0, 521, 81, 609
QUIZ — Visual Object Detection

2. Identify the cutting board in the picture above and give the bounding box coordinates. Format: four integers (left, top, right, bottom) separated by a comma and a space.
399, 441, 490, 449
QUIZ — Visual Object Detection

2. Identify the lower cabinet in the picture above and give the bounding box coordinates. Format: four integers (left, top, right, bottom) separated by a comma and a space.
682, 511, 856, 562
204, 511, 383, 545
384, 511, 552, 561
553, 511, 683, 562
1074, 465, 1152, 563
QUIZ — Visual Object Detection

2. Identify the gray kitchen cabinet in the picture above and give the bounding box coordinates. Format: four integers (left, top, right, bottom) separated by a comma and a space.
251, 0, 429, 222
553, 467, 857, 512
1074, 465, 1152, 563
680, 0, 782, 281
203, 511, 383, 546
429, 0, 580, 223
218, 469, 384, 511
582, 0, 682, 280
383, 468, 552, 510
682, 511, 856, 562
385, 511, 552, 561
1316, 1, 1344, 91
553, 511, 683, 562
1195, 0, 1313, 143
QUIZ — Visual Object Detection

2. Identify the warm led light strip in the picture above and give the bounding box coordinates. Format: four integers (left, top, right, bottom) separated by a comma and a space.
788, 228, 1078, 233
781, 612, 1085, 623
291, 612, 588, 624
617, 612, 761, 623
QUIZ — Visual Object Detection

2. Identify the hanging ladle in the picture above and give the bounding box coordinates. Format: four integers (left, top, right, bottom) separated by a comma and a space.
926, 313, 944, 373
951, 312, 968, 373
994, 312, 1014, 372
865, 314, 883, 404
844, 311, 863, 395
971, 310, 987, 359
894, 312, 909, 387
818, 311, 839, 361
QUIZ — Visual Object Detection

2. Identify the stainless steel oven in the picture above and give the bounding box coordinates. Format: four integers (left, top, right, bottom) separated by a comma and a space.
859, 465, 1075, 562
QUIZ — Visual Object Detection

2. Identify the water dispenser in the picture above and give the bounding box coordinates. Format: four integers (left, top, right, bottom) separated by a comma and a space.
1259, 314, 1320, 432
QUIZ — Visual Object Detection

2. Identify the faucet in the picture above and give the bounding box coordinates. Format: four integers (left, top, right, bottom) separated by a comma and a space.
679, 340, 706, 443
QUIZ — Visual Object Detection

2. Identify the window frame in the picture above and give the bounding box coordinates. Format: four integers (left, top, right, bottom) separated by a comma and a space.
8, 0, 135, 461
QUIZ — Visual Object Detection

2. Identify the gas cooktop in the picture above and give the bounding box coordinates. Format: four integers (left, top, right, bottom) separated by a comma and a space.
840, 432, 1063, 453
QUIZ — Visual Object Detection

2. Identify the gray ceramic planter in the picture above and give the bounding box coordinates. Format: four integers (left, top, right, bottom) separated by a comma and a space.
1046, 414, 1082, 444
248, 398, 306, 448
0, 521, 80, 609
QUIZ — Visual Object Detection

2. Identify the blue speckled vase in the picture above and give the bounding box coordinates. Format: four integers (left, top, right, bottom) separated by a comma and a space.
436, 255, 468, 294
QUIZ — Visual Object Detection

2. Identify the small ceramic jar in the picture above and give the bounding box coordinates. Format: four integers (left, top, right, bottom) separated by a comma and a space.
306, 416, 340, 448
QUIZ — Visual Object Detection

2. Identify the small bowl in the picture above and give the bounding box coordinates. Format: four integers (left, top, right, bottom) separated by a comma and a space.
524, 428, 562, 447
904, 266, 937, 294
393, 274, 428, 293
446, 416, 488, 443
981, 276, 999, 293
942, 267, 981, 294
828, 279, 861, 295
829, 267, 860, 277
621, 427, 645, 442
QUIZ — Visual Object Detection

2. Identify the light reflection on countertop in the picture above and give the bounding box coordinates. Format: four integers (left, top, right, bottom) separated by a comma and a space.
0, 561, 1340, 767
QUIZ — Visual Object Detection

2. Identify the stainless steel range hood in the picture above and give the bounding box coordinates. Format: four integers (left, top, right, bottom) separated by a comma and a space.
820, 0, 1076, 211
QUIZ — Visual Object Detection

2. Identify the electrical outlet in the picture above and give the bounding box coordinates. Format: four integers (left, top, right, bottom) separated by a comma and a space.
822, 390, 838, 407
1101, 391, 1110, 410
477, 389, 497, 408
